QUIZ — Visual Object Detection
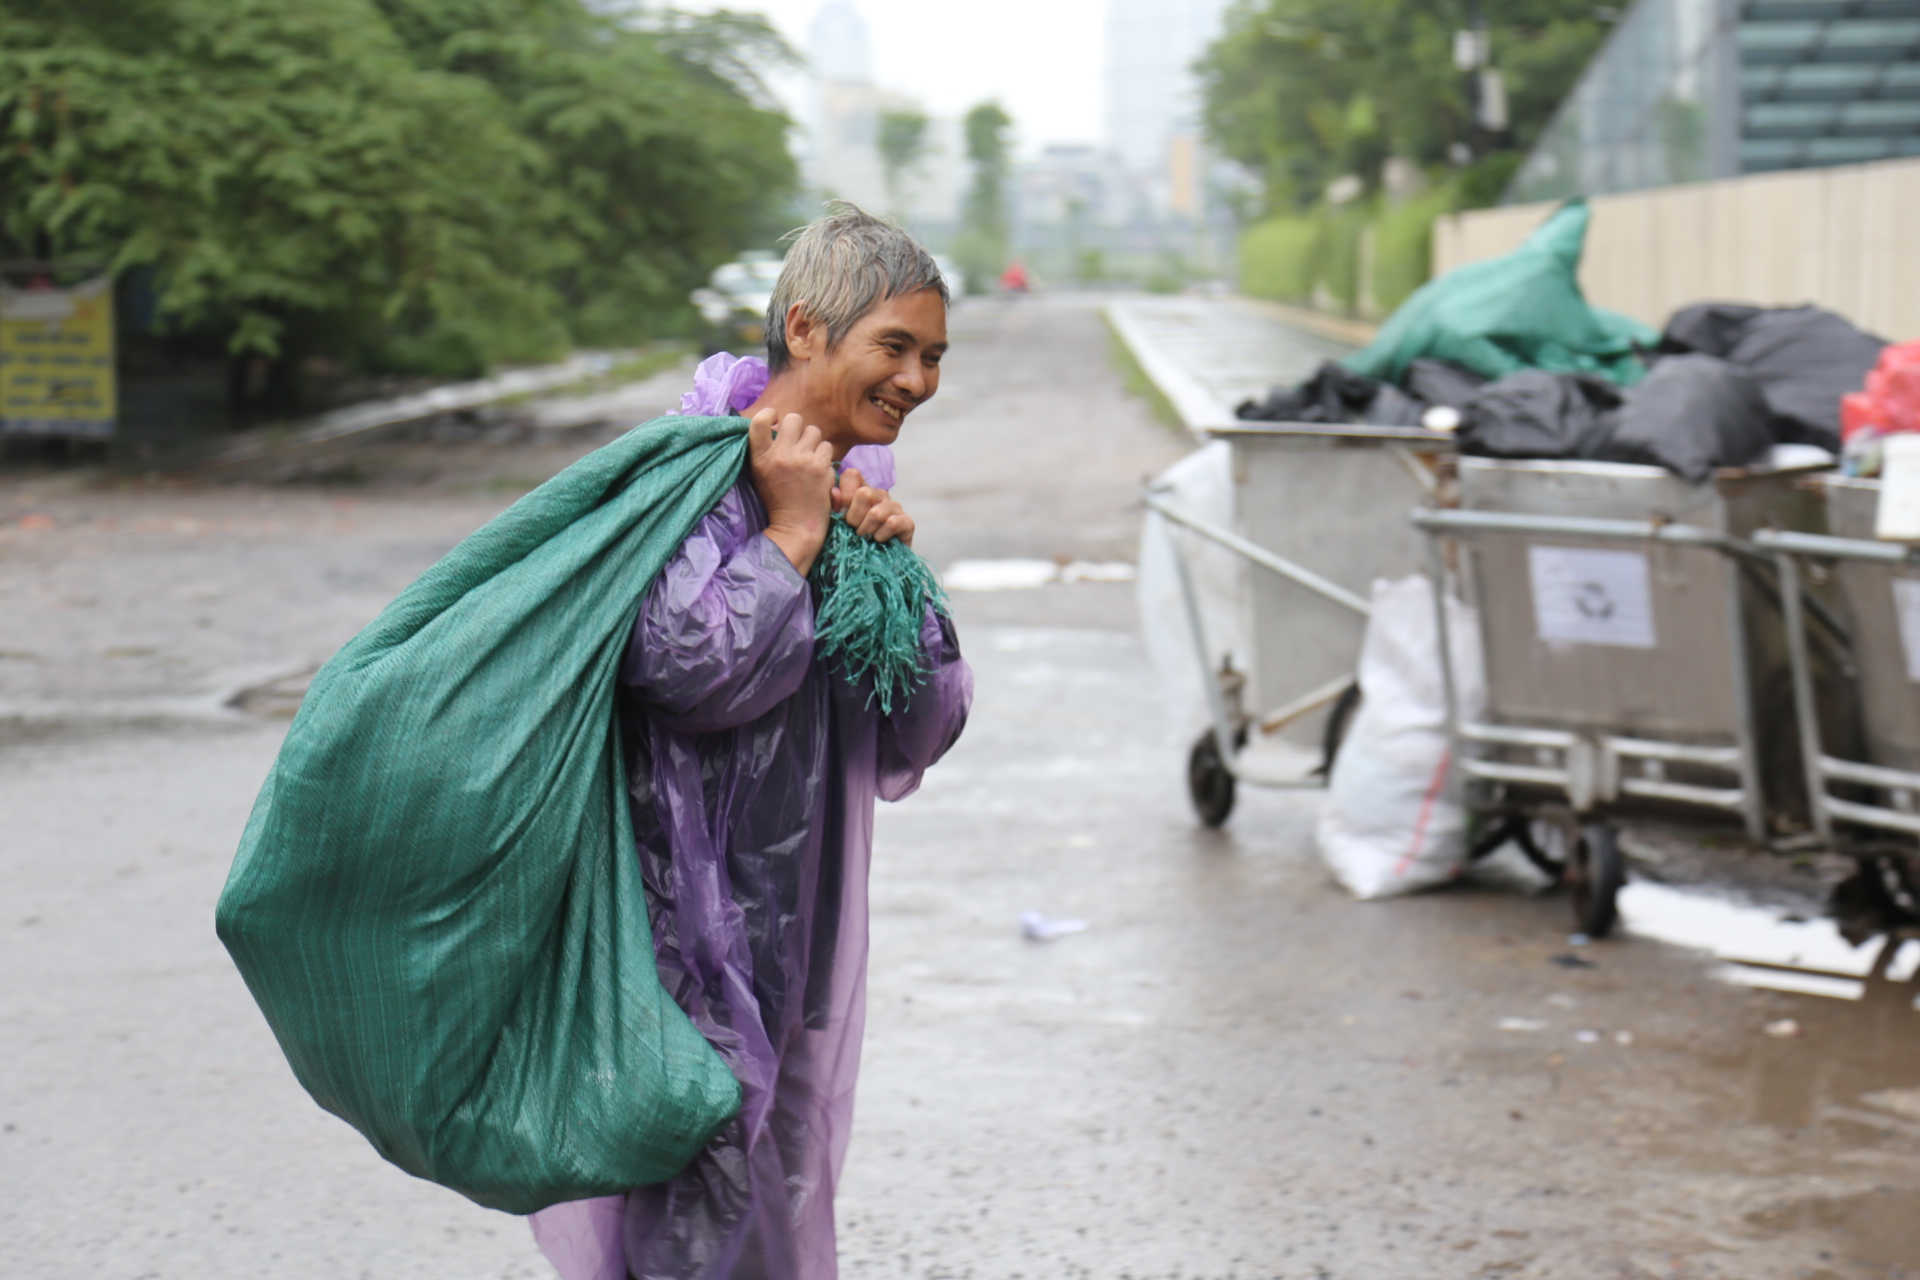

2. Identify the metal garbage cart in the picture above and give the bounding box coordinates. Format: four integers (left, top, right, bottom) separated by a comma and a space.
1762, 478, 1920, 846
1145, 421, 1451, 825
1413, 456, 1830, 938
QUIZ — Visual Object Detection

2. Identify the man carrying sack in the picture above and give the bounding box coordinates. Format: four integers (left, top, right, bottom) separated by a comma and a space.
217, 206, 971, 1280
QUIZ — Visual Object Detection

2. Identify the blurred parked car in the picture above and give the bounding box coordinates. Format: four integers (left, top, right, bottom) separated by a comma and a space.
691, 251, 783, 354
932, 255, 965, 303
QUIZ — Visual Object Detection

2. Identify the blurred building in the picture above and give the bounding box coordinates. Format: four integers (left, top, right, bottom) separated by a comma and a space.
805, 1, 885, 212
896, 114, 967, 230
1007, 145, 1130, 284
1509, 0, 1920, 202
806, 0, 870, 81
801, 1, 963, 227
1027, 146, 1143, 226
1103, 0, 1232, 216
1085, 0, 1245, 285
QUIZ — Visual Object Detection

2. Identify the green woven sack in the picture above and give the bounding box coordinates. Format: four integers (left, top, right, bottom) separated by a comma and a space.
216, 414, 753, 1214
1343, 199, 1657, 388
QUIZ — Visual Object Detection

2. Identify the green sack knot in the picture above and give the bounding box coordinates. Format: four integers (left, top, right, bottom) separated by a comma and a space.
808, 514, 949, 715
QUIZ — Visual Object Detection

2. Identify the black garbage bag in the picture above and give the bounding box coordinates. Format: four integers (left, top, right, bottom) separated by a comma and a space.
1236, 360, 1428, 427
1661, 303, 1884, 450
1404, 359, 1487, 409
1660, 302, 1762, 359
1455, 371, 1623, 460
1228, 358, 1428, 427
1236, 361, 1383, 422
1361, 383, 1427, 427
1599, 354, 1777, 483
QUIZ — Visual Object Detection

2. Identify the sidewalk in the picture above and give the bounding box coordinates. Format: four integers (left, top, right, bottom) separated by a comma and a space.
1104, 294, 1365, 430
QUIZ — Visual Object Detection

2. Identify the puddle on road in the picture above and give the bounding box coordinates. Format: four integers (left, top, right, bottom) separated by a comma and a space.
943, 559, 1136, 591
1619, 880, 1920, 1004
1744, 1188, 1920, 1274
1618, 883, 1920, 1273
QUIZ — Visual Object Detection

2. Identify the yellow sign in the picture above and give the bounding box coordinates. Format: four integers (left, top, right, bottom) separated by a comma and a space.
0, 274, 116, 438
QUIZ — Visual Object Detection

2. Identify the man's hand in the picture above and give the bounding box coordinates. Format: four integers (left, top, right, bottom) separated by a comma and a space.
749, 409, 835, 575
833, 468, 915, 547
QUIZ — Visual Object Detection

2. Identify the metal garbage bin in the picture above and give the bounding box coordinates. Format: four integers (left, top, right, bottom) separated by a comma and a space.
1414, 456, 1830, 936
1759, 476, 1920, 946
1762, 478, 1920, 841
1146, 421, 1450, 825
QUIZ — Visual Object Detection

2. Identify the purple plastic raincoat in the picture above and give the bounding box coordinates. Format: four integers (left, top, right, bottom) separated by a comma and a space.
529, 356, 972, 1280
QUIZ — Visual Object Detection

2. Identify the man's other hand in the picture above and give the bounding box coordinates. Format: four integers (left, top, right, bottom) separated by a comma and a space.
834, 468, 915, 547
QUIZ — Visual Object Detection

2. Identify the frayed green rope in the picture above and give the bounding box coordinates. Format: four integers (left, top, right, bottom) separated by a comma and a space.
809, 514, 949, 715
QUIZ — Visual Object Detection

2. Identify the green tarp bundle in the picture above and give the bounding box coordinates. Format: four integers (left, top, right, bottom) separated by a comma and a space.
1343, 199, 1657, 388
216, 415, 752, 1214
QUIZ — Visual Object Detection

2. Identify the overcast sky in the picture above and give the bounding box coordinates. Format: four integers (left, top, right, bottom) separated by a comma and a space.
688, 0, 1110, 154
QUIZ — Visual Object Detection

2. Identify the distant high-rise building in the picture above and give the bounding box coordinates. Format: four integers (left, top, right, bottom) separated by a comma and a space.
800, 1, 961, 226
895, 113, 967, 229
806, 1, 885, 212
1103, 0, 1231, 211
807, 0, 872, 83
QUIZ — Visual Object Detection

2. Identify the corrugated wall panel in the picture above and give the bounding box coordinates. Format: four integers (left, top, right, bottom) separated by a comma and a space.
1429, 155, 1920, 339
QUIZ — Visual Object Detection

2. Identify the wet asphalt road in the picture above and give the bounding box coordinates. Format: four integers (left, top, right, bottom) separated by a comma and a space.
3, 297, 1919, 1279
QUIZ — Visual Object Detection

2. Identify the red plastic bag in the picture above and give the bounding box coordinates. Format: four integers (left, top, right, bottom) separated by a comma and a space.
1848, 340, 1920, 439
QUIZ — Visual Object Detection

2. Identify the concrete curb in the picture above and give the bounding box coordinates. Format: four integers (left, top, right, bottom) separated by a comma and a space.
1103, 301, 1237, 435
205, 354, 625, 469
1107, 296, 1377, 439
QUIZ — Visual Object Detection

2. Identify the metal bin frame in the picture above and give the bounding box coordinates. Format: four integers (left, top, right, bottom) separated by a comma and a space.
1758, 527, 1920, 843
1146, 421, 1450, 825
1415, 507, 1772, 936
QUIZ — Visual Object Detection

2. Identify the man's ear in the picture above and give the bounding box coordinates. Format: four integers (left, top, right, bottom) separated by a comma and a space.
784, 303, 820, 362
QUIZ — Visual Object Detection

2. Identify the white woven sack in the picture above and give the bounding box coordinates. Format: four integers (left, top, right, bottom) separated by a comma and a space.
1316, 573, 1486, 899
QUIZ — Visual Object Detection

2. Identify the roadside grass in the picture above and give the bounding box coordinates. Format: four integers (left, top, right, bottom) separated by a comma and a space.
494, 340, 693, 408
1103, 316, 1184, 433
596, 343, 693, 387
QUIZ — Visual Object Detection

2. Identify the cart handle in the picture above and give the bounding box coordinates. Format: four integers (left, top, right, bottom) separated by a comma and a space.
1753, 527, 1920, 565
1144, 492, 1372, 617
1411, 507, 1740, 552
1201, 421, 1453, 446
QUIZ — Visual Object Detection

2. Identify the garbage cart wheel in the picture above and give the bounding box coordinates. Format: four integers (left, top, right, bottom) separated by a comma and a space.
1509, 817, 1569, 885
1567, 822, 1625, 939
1188, 730, 1237, 828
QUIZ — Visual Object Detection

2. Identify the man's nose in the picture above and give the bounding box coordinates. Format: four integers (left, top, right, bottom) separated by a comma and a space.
892, 361, 929, 402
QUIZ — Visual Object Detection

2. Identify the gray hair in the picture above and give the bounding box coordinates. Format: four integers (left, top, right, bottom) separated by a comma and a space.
765, 205, 949, 373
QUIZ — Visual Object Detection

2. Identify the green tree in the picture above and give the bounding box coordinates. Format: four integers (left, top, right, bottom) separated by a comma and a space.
1197, 0, 1606, 212
0, 0, 797, 401
370, 0, 799, 349
876, 108, 930, 220
957, 101, 1013, 294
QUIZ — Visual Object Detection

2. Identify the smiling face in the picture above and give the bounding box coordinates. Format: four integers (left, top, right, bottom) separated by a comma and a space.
764, 288, 948, 457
